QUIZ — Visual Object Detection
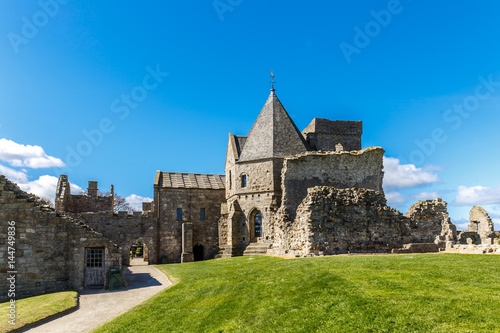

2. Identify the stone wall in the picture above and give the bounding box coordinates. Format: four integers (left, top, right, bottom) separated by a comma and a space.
73, 210, 157, 265
0, 175, 121, 301
281, 147, 385, 220
64, 195, 113, 214
55, 176, 113, 214
301, 118, 362, 151
155, 187, 225, 263
269, 187, 451, 257
404, 198, 456, 246
460, 206, 495, 245
456, 205, 495, 246
234, 160, 279, 194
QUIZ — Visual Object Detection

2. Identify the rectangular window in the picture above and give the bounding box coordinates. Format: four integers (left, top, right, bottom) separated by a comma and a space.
176, 208, 182, 221
86, 247, 104, 267
200, 208, 206, 221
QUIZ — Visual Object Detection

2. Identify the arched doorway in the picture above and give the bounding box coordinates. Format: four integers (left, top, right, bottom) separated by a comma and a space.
129, 241, 149, 266
249, 209, 263, 242
193, 244, 204, 261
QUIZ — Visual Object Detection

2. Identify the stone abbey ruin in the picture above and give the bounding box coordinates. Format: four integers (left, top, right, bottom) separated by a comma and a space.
1, 88, 498, 300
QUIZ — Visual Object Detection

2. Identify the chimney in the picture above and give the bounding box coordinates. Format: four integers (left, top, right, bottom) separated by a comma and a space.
87, 181, 98, 197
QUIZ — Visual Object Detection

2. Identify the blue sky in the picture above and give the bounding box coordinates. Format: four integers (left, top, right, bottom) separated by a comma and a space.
1, 0, 500, 229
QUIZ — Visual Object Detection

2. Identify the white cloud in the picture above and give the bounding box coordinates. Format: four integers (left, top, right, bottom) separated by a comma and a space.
0, 164, 83, 202
0, 138, 65, 168
385, 190, 442, 207
385, 191, 407, 205
413, 191, 440, 200
383, 157, 440, 190
0, 164, 28, 183
455, 185, 500, 206
18, 175, 60, 200
70, 183, 83, 194
17, 175, 83, 202
125, 194, 153, 211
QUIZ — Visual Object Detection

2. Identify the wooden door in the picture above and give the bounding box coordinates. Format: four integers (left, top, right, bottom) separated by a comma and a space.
85, 247, 105, 288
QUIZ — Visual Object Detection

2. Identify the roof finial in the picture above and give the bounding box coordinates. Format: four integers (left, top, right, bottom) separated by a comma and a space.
270, 71, 276, 91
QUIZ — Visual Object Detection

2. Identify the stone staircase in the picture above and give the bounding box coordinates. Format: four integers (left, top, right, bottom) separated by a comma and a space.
215, 245, 242, 258
243, 242, 272, 256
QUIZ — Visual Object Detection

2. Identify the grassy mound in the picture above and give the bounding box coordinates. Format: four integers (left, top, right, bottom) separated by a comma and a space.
94, 254, 500, 332
0, 291, 77, 332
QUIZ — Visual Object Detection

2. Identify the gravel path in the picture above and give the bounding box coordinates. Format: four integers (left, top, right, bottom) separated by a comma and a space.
24, 259, 171, 333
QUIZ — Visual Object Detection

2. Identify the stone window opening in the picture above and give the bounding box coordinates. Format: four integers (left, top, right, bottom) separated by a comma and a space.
200, 208, 206, 221
229, 171, 232, 189
176, 208, 182, 221
241, 174, 247, 188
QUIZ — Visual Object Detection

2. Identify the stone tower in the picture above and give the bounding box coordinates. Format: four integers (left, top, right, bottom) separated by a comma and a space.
222, 89, 310, 256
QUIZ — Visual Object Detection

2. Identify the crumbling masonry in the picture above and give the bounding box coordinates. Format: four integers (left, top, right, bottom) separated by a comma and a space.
1, 88, 498, 300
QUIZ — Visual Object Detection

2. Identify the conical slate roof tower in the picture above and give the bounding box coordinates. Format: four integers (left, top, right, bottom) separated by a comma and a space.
238, 89, 309, 162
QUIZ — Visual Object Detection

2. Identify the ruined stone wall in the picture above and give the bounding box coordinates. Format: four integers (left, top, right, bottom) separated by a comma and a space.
405, 198, 456, 246
74, 211, 157, 265
281, 147, 385, 220
0, 175, 121, 301
269, 187, 451, 257
156, 187, 225, 263
64, 195, 113, 214
55, 176, 113, 214
456, 206, 495, 246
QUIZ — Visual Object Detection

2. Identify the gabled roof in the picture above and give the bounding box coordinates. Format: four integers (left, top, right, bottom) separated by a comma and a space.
154, 171, 225, 189
226, 133, 248, 163
234, 135, 247, 158
238, 90, 309, 162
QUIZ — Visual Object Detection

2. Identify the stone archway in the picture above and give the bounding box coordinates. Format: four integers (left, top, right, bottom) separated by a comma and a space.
125, 238, 154, 266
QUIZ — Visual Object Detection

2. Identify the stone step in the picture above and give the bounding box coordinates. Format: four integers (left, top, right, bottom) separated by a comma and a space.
215, 245, 243, 258
243, 243, 271, 256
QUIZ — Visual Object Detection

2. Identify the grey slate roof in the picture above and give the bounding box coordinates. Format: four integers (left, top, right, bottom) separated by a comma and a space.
155, 171, 225, 189
238, 90, 309, 162
234, 135, 247, 158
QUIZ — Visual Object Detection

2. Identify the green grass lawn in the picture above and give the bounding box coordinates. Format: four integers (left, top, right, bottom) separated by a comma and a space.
94, 254, 500, 333
0, 290, 77, 332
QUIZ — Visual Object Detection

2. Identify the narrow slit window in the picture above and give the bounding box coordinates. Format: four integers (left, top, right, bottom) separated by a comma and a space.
241, 175, 247, 188
176, 208, 182, 221
200, 208, 206, 221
